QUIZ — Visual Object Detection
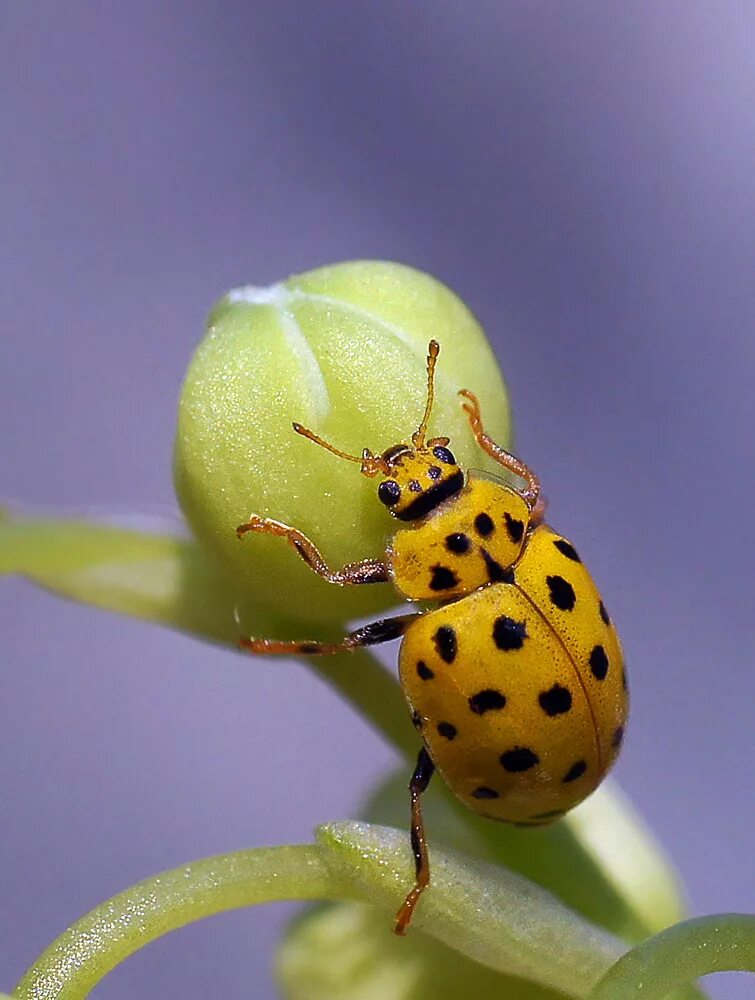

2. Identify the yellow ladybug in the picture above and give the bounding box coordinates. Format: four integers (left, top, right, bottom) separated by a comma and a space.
237, 341, 628, 934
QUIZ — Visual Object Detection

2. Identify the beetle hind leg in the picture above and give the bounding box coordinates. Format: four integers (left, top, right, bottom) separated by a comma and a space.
394, 748, 435, 935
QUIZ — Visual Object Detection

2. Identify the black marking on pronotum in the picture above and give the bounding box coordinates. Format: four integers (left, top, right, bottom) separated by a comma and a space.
396, 470, 465, 520
474, 512, 495, 536
429, 564, 459, 591
351, 617, 412, 645
298, 643, 321, 654
480, 547, 513, 583
504, 512, 525, 543
445, 532, 471, 554
434, 625, 457, 664
411, 710, 424, 730
408, 479, 423, 493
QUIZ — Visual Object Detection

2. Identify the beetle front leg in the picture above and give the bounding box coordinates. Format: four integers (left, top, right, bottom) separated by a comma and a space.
236, 515, 390, 585
459, 389, 541, 509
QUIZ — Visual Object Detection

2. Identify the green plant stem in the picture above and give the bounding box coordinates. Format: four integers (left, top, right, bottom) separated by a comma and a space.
13, 845, 340, 1000
310, 647, 416, 759
589, 914, 755, 1000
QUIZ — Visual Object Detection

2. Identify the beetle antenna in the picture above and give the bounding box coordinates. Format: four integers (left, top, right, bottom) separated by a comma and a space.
292, 423, 384, 476
412, 340, 440, 448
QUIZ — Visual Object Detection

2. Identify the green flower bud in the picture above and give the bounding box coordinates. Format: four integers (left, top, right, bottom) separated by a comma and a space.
174, 260, 512, 625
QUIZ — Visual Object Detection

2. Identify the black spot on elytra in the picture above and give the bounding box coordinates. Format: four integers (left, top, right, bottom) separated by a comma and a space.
396, 470, 464, 521
416, 660, 434, 680
612, 725, 625, 749
298, 643, 320, 654
472, 786, 499, 799
433, 446, 456, 465
411, 710, 423, 730
500, 747, 539, 772
437, 721, 457, 740
493, 615, 528, 651
589, 644, 609, 680
538, 683, 573, 716
427, 465, 442, 481
554, 537, 581, 562
434, 626, 457, 664
546, 575, 576, 611
599, 600, 611, 625
378, 480, 401, 506
429, 565, 459, 591
481, 548, 513, 583
469, 689, 507, 714
445, 532, 471, 554
408, 479, 423, 493
474, 512, 495, 536
622, 666, 628, 691
504, 511, 525, 543
562, 759, 587, 783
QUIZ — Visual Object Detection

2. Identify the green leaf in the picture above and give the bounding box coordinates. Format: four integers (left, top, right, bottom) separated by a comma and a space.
364, 770, 686, 942
277, 901, 566, 1000
0, 508, 417, 755
0, 509, 258, 644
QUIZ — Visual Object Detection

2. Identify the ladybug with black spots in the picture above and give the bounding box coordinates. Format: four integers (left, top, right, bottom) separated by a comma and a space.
237, 340, 628, 934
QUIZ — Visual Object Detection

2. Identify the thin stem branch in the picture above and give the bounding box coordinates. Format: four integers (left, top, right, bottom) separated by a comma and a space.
13, 845, 341, 1000
589, 914, 755, 1000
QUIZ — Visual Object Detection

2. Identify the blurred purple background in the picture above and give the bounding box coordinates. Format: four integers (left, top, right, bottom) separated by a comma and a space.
2, 3, 754, 998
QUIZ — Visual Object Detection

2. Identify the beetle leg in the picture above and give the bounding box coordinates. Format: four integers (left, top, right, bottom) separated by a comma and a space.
236, 515, 390, 585
239, 613, 418, 656
394, 748, 435, 935
458, 389, 541, 509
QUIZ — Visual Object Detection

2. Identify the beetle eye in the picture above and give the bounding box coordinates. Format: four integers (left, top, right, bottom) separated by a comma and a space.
378, 480, 402, 506
432, 446, 456, 465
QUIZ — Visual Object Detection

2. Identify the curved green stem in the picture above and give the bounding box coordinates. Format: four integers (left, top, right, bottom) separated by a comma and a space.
589, 914, 755, 1000
13, 845, 341, 1000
